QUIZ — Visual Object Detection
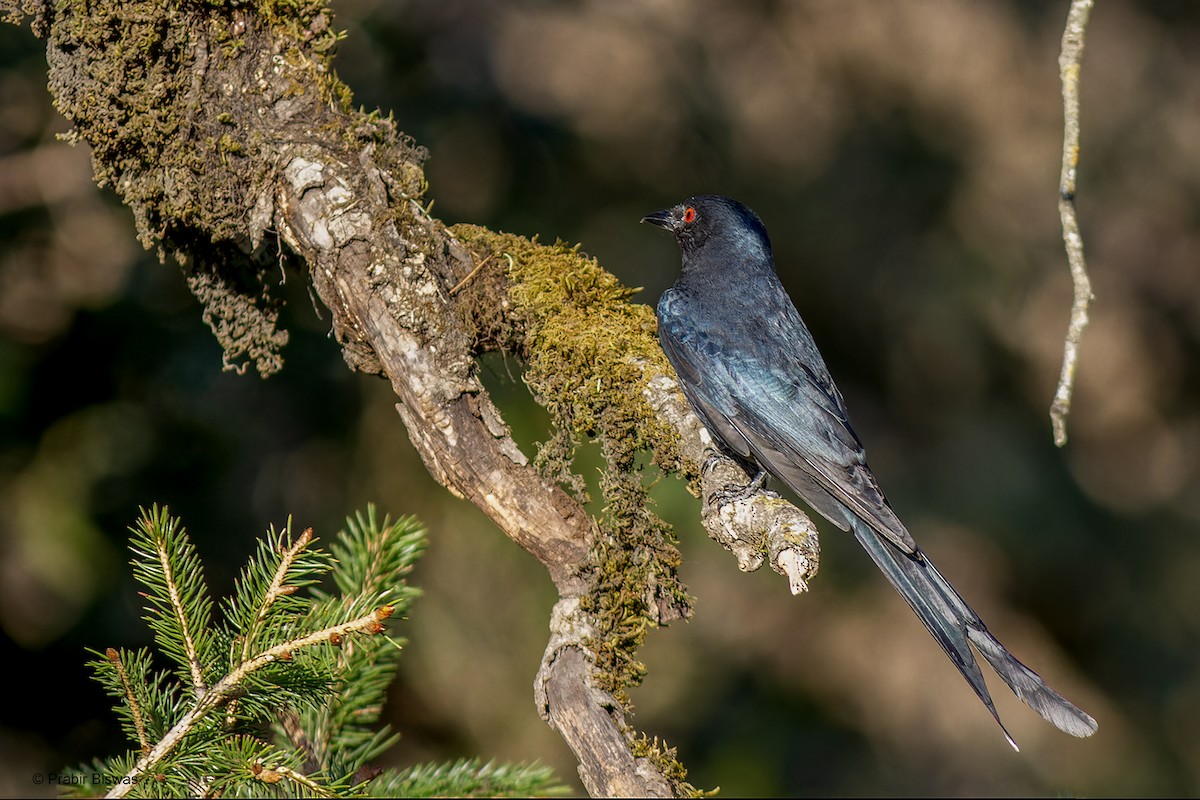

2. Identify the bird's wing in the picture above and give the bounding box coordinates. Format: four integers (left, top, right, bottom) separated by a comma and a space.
658, 302, 756, 464
658, 288, 916, 553
725, 354, 918, 554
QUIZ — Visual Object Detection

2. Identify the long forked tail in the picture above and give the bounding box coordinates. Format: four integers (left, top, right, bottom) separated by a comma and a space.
849, 518, 1098, 749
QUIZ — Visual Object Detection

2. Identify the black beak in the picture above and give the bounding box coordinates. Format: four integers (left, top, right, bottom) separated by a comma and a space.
641, 207, 678, 230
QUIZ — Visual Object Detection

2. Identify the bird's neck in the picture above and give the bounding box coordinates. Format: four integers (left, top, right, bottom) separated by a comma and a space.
678, 239, 777, 290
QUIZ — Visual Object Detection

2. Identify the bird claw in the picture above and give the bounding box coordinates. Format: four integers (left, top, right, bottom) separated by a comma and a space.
706, 468, 771, 507
700, 451, 726, 478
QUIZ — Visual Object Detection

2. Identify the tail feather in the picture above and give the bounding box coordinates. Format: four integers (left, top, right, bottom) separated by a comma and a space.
849, 518, 1098, 748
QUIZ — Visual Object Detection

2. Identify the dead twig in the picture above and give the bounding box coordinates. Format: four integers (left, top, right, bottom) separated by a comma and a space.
1051, 0, 1095, 447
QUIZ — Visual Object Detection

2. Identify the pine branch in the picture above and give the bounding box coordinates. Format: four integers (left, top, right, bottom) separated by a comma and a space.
242, 523, 316, 663
108, 606, 396, 798
256, 763, 337, 795
222, 521, 333, 656
368, 758, 570, 798
128, 506, 217, 699
219, 520, 334, 727
74, 507, 565, 799
296, 507, 425, 773
105, 648, 150, 755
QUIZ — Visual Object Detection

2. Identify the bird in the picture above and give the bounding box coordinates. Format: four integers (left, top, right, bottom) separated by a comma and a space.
643, 194, 1097, 749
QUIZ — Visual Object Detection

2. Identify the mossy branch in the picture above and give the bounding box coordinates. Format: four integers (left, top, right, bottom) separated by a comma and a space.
7, 2, 817, 796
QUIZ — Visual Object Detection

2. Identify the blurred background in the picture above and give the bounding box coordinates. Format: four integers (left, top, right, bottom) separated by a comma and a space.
2, 0, 1199, 794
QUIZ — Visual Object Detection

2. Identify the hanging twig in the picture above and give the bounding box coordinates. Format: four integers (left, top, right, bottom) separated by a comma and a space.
448, 253, 496, 295
1050, 0, 1095, 447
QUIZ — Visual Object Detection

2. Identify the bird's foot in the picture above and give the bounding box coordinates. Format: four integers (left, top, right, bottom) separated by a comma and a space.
700, 451, 727, 478
706, 468, 771, 507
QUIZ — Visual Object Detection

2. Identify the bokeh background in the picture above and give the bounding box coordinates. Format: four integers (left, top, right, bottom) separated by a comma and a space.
2, 0, 1200, 795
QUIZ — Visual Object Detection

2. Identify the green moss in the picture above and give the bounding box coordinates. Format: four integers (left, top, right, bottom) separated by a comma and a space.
45, 0, 350, 245
630, 732, 717, 798
217, 133, 244, 155
449, 226, 686, 475
450, 225, 694, 710
40, 0, 415, 376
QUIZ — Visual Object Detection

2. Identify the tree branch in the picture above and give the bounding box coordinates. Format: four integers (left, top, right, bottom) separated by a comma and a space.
5, 1, 821, 794
1051, 0, 1095, 447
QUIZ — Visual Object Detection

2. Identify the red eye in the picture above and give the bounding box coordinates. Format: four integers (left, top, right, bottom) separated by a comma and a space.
682, 207, 696, 224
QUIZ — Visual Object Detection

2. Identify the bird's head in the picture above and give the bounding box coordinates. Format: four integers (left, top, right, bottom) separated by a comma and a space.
641, 195, 772, 265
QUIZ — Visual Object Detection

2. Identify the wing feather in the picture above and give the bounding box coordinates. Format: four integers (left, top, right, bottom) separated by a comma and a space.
659, 287, 915, 553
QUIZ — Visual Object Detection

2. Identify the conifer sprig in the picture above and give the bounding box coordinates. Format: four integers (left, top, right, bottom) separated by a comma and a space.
70, 505, 567, 799
128, 506, 217, 699
222, 521, 334, 666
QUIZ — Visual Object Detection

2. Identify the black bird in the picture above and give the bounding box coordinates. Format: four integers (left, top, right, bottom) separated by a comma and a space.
644, 194, 1097, 748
